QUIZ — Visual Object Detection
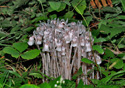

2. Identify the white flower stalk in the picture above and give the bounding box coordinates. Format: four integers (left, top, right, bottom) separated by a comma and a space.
56, 41, 62, 52
80, 36, 85, 46
36, 35, 42, 45
81, 48, 87, 57
64, 33, 70, 43
71, 36, 78, 47
42, 43, 49, 52
70, 22, 76, 25
58, 23, 64, 28
28, 36, 34, 46
61, 46, 66, 55
85, 41, 91, 52
69, 30, 74, 41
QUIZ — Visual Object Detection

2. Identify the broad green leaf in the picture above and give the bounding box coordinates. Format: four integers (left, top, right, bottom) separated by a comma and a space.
116, 15, 125, 19
24, 27, 34, 32
49, 1, 61, 11
64, 11, 74, 19
49, 14, 57, 19
114, 59, 123, 69
63, 0, 71, 6
121, 0, 125, 11
81, 58, 94, 64
92, 29, 100, 37
47, 7, 55, 12
3, 47, 20, 58
57, 2, 66, 12
21, 49, 40, 59
39, 82, 51, 88
29, 73, 43, 78
109, 28, 125, 38
101, 70, 125, 84
13, 42, 28, 53
103, 48, 114, 59
8, 70, 21, 77
94, 37, 106, 43
97, 85, 120, 88
86, 16, 92, 25
92, 45, 104, 54
31, 16, 47, 23
99, 24, 110, 34
77, 79, 84, 88
71, 0, 86, 15
0, 84, 2, 88
0, 31, 7, 38
19, 84, 40, 88
110, 58, 123, 69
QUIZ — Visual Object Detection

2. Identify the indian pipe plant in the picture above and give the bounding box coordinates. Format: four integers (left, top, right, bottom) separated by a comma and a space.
27, 18, 102, 84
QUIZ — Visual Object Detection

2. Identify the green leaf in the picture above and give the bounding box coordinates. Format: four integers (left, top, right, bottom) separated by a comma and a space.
62, 80, 76, 88
10, 25, 21, 33
77, 79, 84, 88
49, 76, 62, 88
110, 58, 124, 69
94, 37, 106, 43
103, 48, 114, 59
86, 16, 92, 25
64, 11, 74, 19
0, 31, 8, 38
49, 1, 61, 11
92, 45, 104, 54
114, 59, 123, 69
0, 84, 2, 88
63, 0, 71, 6
13, 42, 28, 53
81, 58, 94, 64
24, 27, 34, 32
31, 16, 48, 23
8, 70, 21, 77
71, 0, 86, 15
57, 2, 66, 12
38, 82, 51, 88
19, 84, 40, 88
97, 85, 120, 88
49, 14, 57, 19
3, 47, 20, 58
21, 49, 40, 59
121, 0, 125, 11
29, 73, 43, 79
101, 70, 125, 84
99, 24, 110, 34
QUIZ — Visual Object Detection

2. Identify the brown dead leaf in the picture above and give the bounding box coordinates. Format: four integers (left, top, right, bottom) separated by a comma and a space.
107, 0, 113, 7
90, 0, 97, 8
95, 0, 102, 8
101, 0, 107, 7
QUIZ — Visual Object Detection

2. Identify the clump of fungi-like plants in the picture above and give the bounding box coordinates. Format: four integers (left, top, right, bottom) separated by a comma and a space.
28, 19, 102, 84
